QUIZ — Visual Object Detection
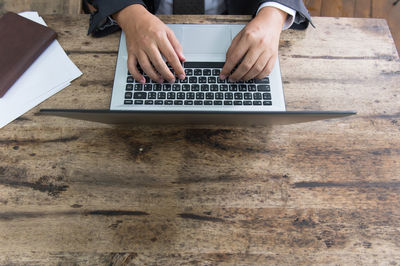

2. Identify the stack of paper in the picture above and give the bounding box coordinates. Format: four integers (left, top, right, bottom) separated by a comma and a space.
0, 11, 82, 128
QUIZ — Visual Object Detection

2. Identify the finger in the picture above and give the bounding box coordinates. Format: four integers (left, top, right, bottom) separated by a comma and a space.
241, 52, 269, 81
256, 54, 277, 79
147, 45, 176, 83
127, 55, 145, 84
137, 51, 163, 83
229, 47, 261, 81
167, 29, 186, 62
158, 38, 185, 80
220, 34, 244, 79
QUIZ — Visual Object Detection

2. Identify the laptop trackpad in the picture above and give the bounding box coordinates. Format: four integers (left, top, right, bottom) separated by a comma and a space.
182, 26, 230, 54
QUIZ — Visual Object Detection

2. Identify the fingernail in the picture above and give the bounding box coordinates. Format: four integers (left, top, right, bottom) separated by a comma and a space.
140, 77, 146, 84
220, 75, 226, 80
169, 78, 175, 83
178, 74, 185, 80
159, 79, 164, 84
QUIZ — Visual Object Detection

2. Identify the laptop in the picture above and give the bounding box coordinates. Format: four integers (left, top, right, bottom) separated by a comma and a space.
40, 24, 355, 125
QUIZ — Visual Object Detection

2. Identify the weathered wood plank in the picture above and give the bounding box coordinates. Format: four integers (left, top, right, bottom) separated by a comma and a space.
321, 0, 356, 17
355, 0, 371, 17
372, 0, 400, 54
0, 15, 399, 264
304, 0, 322, 16
0, 0, 81, 15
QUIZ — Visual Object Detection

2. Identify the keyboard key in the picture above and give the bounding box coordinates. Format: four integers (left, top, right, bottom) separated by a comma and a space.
125, 92, 133, 99
185, 69, 193, 76
255, 77, 269, 84
165, 100, 173, 105
244, 93, 252, 100
214, 100, 223, 105
239, 85, 247, 91
184, 100, 194, 105
204, 100, 213, 105
225, 93, 233, 100
215, 92, 224, 99
177, 92, 185, 99
199, 77, 207, 83
179, 77, 188, 83
167, 92, 176, 99
144, 84, 152, 91
257, 85, 270, 91
234, 101, 243, 105
212, 69, 220, 76
203, 69, 211, 76
229, 85, 238, 91
126, 84, 133, 91
133, 92, 146, 99
182, 84, 190, 91
194, 69, 202, 75
234, 93, 243, 100
124, 100, 133, 105
210, 84, 219, 91
191, 84, 200, 91
163, 84, 172, 91
134, 100, 144, 104
254, 93, 262, 100
145, 100, 154, 105
174, 100, 183, 105
244, 101, 252, 105
208, 77, 216, 83
224, 101, 233, 105
157, 92, 166, 99
172, 84, 181, 91
206, 93, 214, 100
134, 84, 143, 91
219, 85, 228, 91
248, 85, 256, 91
155, 100, 163, 105
194, 101, 203, 105
148, 92, 157, 99
127, 76, 134, 83
217, 77, 226, 83
189, 76, 197, 83
201, 84, 209, 91
196, 92, 204, 100
263, 93, 272, 100
153, 84, 162, 91
263, 101, 272, 105
187, 92, 195, 99
253, 101, 262, 105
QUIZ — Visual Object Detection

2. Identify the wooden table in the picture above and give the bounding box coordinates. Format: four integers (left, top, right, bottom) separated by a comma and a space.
0, 15, 399, 265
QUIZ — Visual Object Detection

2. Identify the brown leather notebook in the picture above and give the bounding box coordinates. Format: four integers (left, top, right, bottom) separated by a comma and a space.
0, 12, 57, 97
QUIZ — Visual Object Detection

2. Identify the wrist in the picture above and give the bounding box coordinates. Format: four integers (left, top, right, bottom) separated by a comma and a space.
113, 4, 148, 26
256, 6, 287, 30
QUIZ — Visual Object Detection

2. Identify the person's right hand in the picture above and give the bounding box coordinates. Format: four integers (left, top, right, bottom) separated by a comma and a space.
113, 4, 186, 84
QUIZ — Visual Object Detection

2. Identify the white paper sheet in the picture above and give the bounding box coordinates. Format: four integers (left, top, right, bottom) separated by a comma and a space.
0, 11, 82, 128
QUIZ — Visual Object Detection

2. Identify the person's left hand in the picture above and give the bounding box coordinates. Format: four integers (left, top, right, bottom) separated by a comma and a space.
220, 7, 287, 81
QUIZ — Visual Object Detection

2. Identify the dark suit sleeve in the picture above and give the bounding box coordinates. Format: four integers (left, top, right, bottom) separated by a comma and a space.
87, 0, 148, 36
257, 0, 313, 29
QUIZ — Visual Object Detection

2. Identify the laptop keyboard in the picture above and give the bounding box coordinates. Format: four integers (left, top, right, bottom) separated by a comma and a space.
123, 62, 272, 107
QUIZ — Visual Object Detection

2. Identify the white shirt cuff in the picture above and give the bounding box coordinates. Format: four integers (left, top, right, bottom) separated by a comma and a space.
256, 2, 297, 30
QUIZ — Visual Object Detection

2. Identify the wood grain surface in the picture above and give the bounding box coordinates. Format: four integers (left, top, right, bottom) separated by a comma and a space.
0, 0, 82, 15
0, 15, 399, 265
